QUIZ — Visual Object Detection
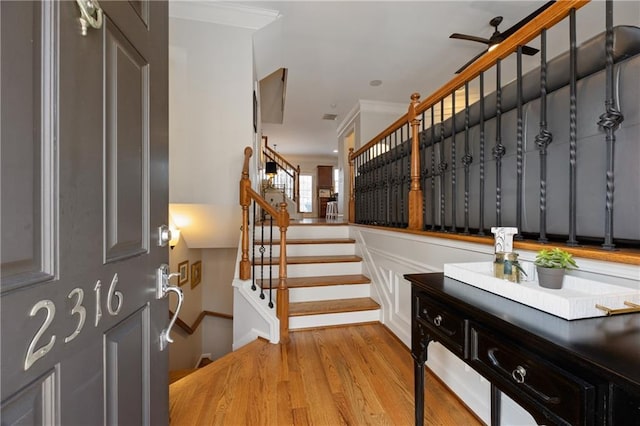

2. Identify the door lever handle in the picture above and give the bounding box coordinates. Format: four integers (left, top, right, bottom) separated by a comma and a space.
156, 264, 184, 351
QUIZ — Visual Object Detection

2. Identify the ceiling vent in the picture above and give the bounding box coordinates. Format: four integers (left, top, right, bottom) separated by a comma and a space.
322, 113, 338, 121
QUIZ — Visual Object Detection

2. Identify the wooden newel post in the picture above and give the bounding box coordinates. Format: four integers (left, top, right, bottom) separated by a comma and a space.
348, 147, 355, 223
239, 147, 253, 280
408, 93, 424, 230
276, 202, 290, 343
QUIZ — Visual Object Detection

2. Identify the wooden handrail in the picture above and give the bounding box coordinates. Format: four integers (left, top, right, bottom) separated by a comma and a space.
263, 140, 301, 207
347, 0, 592, 235
170, 310, 234, 336
352, 223, 640, 266
350, 0, 589, 161
240, 146, 290, 344
264, 152, 295, 179
265, 139, 300, 175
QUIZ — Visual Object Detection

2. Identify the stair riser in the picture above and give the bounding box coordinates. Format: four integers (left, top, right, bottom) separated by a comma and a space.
254, 243, 355, 257
257, 225, 349, 240
261, 262, 363, 278
277, 284, 371, 302
289, 310, 381, 330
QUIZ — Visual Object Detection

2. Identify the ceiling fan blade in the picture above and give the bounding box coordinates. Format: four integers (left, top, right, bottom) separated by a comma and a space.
521, 45, 539, 56
500, 1, 556, 39
455, 49, 488, 74
450, 33, 491, 45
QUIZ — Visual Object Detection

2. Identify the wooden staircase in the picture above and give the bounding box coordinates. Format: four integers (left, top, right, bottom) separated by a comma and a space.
253, 222, 380, 330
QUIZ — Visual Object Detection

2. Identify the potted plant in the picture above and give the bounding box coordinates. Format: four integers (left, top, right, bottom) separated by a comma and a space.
534, 248, 579, 289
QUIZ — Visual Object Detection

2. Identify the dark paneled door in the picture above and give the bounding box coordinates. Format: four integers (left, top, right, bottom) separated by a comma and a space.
1, 1, 169, 424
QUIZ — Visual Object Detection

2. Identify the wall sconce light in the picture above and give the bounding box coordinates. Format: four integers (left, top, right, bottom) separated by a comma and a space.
168, 227, 181, 249
265, 161, 277, 177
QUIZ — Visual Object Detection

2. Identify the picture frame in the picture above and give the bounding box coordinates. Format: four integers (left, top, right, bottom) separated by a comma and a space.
178, 260, 189, 286
191, 260, 202, 289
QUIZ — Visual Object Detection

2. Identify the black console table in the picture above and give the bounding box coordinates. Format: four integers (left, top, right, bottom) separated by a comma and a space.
405, 273, 640, 426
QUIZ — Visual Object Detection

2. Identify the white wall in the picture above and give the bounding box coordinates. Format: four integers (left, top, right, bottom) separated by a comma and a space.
168, 236, 203, 371
351, 225, 640, 425
168, 244, 237, 369
169, 17, 254, 247
284, 154, 338, 217
337, 100, 406, 217
356, 101, 406, 149
201, 248, 236, 360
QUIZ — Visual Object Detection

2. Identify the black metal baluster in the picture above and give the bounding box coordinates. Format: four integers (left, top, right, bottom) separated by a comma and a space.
493, 59, 506, 227
598, 0, 623, 250
516, 46, 524, 239
364, 148, 373, 224
430, 107, 437, 231
252, 200, 257, 291
385, 136, 390, 226
268, 216, 274, 308
354, 155, 359, 223
377, 144, 381, 224
451, 90, 457, 233
439, 100, 447, 231
374, 144, 379, 224
364, 152, 368, 223
259, 216, 265, 300
380, 140, 385, 225
421, 111, 429, 230
356, 155, 362, 223
372, 145, 377, 224
462, 81, 472, 235
400, 126, 406, 226
360, 154, 365, 223
406, 123, 411, 227
478, 72, 486, 236
535, 29, 553, 243
393, 132, 399, 227
567, 8, 579, 247
359, 154, 364, 224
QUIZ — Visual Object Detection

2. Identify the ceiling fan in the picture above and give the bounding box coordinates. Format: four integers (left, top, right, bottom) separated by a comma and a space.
450, 1, 555, 74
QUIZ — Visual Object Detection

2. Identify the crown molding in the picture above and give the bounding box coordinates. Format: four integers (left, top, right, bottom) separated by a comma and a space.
358, 99, 407, 115
336, 100, 407, 136
169, 1, 280, 30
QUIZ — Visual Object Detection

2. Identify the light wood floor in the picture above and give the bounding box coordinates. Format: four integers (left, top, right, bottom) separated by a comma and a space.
169, 324, 482, 425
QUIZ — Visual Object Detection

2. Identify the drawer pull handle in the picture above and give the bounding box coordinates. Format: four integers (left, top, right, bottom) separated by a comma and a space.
433, 315, 442, 327
512, 365, 527, 384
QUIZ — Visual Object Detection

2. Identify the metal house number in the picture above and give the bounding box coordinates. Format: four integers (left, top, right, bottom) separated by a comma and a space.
23, 273, 124, 371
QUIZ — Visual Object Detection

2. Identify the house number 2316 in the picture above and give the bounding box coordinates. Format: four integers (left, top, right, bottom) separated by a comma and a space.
24, 273, 123, 371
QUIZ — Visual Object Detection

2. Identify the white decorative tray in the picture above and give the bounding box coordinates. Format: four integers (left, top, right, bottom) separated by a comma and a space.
444, 262, 640, 320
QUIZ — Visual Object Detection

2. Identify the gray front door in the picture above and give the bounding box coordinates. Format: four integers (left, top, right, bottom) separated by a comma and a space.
1, 1, 169, 424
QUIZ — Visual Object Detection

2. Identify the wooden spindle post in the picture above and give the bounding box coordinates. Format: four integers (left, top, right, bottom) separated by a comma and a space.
239, 147, 252, 280
408, 93, 424, 230
348, 147, 355, 223
276, 202, 290, 343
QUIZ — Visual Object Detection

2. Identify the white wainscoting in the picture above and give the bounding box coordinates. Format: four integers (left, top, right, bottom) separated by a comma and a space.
351, 225, 640, 425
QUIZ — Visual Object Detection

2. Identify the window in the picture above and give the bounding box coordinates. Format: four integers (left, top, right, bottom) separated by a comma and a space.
299, 175, 313, 213
333, 168, 340, 193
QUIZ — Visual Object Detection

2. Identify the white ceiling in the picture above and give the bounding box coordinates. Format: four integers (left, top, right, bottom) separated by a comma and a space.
182, 1, 640, 157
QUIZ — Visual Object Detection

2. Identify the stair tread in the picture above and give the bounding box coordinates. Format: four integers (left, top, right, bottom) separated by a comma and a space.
289, 297, 380, 316
258, 274, 370, 289
255, 238, 355, 245
252, 255, 362, 266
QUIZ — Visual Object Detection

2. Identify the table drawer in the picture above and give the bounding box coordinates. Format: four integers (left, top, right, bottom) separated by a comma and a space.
415, 294, 465, 356
470, 324, 595, 425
